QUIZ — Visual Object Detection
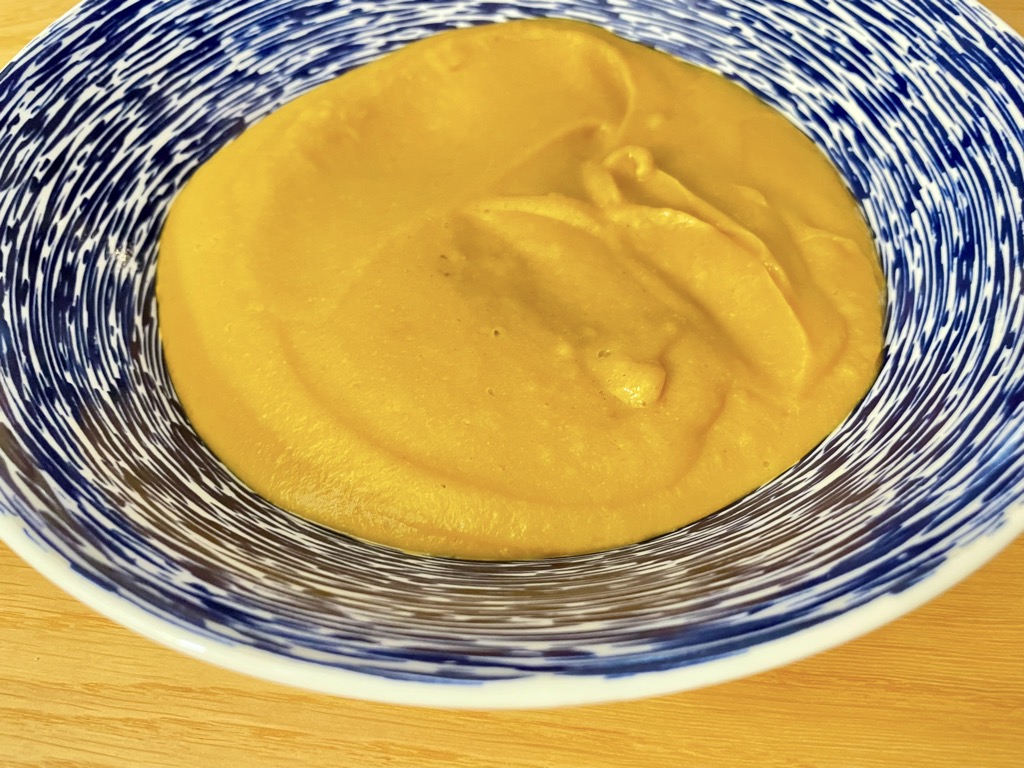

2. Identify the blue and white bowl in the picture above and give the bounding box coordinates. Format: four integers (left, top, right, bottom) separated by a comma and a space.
0, 0, 1022, 708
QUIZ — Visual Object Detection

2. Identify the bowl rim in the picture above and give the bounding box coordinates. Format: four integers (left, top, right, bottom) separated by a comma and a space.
2, 512, 1020, 708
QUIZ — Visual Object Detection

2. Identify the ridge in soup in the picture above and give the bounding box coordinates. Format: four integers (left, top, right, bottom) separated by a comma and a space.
157, 19, 886, 560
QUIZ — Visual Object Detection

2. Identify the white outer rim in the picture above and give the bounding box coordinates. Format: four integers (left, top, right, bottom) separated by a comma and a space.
2, 508, 1021, 709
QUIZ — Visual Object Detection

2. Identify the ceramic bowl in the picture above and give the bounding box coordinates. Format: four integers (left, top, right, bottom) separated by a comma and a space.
0, 0, 1022, 709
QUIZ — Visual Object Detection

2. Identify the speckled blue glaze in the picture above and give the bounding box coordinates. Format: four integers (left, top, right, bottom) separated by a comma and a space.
0, 0, 1022, 707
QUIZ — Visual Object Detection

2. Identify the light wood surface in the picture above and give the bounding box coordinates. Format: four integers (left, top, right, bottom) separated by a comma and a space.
2, 2, 1023, 766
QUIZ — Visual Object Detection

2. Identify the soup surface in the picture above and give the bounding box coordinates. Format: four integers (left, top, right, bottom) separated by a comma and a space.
157, 19, 885, 559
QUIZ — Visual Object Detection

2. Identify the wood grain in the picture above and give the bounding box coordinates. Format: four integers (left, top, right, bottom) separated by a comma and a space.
1, 1, 1022, 766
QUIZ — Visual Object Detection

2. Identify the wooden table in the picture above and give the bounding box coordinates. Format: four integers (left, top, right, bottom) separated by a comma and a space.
2, 1, 1023, 766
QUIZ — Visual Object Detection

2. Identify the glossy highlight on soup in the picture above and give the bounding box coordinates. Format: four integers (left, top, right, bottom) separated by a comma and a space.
157, 19, 885, 559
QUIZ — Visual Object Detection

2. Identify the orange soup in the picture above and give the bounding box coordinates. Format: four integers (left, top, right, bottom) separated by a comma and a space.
157, 19, 885, 559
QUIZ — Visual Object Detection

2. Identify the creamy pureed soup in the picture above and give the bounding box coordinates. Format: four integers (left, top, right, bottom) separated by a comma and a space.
157, 19, 886, 560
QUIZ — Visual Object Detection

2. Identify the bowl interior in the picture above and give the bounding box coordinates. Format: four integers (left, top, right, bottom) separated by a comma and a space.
0, 0, 1022, 707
